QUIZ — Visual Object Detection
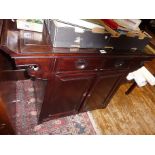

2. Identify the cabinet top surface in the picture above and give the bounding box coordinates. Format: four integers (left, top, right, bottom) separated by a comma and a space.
0, 19, 154, 59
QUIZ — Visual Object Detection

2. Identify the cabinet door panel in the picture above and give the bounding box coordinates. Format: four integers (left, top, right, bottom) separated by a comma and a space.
82, 73, 124, 111
39, 73, 95, 122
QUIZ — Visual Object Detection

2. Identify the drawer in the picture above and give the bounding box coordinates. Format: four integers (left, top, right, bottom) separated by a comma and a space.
15, 58, 55, 79
102, 58, 133, 70
56, 58, 103, 72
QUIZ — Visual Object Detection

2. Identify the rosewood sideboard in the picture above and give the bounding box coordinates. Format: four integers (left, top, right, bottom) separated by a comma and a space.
0, 20, 155, 134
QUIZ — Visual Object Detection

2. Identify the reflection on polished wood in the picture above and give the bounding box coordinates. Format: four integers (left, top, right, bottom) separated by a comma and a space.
90, 83, 155, 134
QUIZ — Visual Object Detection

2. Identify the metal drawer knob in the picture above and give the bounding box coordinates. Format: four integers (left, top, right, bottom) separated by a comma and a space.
75, 59, 88, 70
114, 60, 124, 68
29, 65, 39, 71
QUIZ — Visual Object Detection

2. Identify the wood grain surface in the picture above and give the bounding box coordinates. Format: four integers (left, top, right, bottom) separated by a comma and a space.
90, 82, 155, 134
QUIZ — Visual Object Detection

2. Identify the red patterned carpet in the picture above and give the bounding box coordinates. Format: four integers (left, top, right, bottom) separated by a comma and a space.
16, 80, 99, 135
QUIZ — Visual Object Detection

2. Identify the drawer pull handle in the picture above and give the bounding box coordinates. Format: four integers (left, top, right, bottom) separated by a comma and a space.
29, 65, 39, 71
114, 61, 124, 68
75, 59, 87, 70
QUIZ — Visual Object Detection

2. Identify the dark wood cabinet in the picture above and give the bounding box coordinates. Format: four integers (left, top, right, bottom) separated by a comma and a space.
82, 71, 126, 111
0, 20, 155, 127
39, 72, 96, 122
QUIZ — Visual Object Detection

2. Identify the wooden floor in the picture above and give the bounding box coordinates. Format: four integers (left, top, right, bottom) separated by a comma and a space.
90, 83, 155, 134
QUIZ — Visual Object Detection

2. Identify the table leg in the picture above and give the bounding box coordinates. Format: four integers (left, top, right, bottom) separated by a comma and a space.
125, 82, 137, 95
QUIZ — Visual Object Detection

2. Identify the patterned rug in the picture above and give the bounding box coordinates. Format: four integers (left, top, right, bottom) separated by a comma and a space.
16, 80, 99, 135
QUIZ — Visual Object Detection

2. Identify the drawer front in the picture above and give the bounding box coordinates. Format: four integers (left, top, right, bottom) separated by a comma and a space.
15, 58, 55, 79
56, 58, 103, 72
102, 58, 133, 70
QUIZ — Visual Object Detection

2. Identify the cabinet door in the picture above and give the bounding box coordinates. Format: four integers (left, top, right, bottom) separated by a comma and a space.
82, 72, 125, 111
39, 72, 95, 122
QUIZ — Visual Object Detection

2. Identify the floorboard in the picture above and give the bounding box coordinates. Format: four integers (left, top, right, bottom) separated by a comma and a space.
90, 83, 155, 134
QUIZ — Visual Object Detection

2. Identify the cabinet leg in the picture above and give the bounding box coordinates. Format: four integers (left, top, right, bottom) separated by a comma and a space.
125, 82, 137, 95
